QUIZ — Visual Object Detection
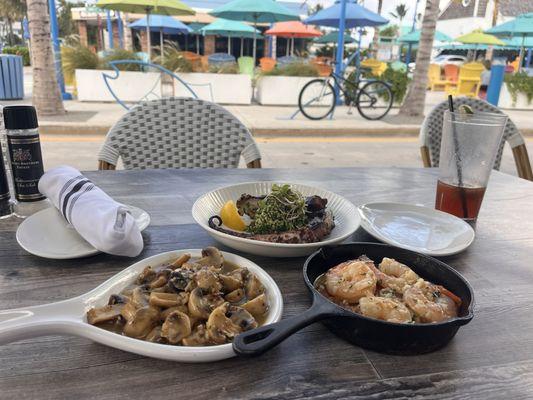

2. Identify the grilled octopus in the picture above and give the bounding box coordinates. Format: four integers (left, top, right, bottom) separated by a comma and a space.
208, 195, 335, 244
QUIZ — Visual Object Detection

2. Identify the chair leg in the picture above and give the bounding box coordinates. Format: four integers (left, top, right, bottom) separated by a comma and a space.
98, 160, 117, 170
246, 159, 262, 169
420, 146, 432, 168
512, 144, 533, 181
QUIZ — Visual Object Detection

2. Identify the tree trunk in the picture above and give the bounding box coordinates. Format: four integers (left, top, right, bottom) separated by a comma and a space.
7, 18, 14, 46
26, 0, 65, 116
371, 0, 383, 58
398, 0, 439, 118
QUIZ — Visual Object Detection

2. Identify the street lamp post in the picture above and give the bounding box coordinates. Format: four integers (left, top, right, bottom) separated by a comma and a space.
48, 0, 72, 100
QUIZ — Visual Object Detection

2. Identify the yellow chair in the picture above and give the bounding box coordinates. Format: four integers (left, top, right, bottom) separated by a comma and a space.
445, 62, 484, 98
427, 63, 446, 91
360, 58, 387, 76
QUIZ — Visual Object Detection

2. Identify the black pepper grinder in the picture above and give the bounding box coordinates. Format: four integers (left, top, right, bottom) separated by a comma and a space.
0, 145, 13, 219
3, 106, 49, 218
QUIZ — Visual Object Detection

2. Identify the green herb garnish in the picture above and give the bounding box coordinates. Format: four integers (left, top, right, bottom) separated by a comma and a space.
247, 184, 307, 234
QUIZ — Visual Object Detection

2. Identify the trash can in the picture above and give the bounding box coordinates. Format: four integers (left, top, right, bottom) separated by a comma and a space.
0, 55, 24, 100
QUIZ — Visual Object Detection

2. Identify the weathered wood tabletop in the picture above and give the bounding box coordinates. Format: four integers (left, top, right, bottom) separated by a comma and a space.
1, 168, 533, 400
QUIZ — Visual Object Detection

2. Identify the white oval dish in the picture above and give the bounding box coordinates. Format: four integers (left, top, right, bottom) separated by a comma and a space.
16, 205, 150, 259
358, 202, 475, 257
192, 182, 360, 258
0, 250, 283, 362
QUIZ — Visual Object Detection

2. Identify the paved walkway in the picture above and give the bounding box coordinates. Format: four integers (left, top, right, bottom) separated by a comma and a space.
6, 69, 533, 136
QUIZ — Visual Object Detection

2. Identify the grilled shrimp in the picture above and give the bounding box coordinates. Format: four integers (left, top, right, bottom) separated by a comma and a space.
325, 259, 377, 303
369, 258, 420, 294
403, 282, 458, 323
359, 296, 412, 323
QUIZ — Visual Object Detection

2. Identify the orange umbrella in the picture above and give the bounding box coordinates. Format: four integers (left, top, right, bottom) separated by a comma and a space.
265, 21, 322, 56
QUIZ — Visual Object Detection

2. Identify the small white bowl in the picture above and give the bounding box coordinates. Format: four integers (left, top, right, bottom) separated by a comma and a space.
192, 182, 361, 258
0, 250, 283, 363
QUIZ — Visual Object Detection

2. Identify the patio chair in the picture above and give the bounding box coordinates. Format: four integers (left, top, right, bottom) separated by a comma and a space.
443, 64, 459, 84
277, 56, 302, 66
98, 97, 262, 170
427, 64, 446, 91
238, 56, 255, 77
445, 63, 484, 98
180, 51, 202, 71
310, 59, 332, 77
259, 57, 276, 72
419, 97, 533, 181
360, 58, 387, 76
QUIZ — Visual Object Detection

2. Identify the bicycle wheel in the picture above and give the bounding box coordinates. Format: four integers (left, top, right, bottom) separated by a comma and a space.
356, 80, 393, 120
298, 79, 336, 120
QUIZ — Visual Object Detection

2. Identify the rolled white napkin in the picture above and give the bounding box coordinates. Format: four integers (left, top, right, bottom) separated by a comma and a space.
38, 165, 143, 257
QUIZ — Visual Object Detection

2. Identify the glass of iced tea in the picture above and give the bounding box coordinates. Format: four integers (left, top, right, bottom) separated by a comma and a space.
435, 110, 508, 222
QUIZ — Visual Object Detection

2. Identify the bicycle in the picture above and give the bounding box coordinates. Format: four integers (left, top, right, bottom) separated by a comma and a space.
298, 63, 393, 121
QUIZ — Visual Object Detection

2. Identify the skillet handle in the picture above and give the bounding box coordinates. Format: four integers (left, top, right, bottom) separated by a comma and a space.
0, 300, 80, 345
233, 301, 341, 357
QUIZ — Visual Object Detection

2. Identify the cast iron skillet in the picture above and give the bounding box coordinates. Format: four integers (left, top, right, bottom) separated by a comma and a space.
233, 242, 475, 356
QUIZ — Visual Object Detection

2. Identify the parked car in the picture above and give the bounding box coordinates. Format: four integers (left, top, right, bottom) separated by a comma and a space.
431, 54, 468, 66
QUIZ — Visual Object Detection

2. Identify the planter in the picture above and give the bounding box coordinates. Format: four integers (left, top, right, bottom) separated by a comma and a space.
174, 73, 252, 105
75, 69, 162, 102
499, 83, 533, 110
256, 76, 316, 106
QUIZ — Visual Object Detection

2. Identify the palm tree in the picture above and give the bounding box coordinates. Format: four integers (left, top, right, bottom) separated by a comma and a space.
0, 0, 26, 45
390, 4, 409, 30
398, 0, 440, 118
26, 0, 65, 116
371, 0, 383, 58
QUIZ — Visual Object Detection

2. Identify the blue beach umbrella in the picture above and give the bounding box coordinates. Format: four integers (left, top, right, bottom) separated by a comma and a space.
304, 0, 388, 29
129, 15, 191, 61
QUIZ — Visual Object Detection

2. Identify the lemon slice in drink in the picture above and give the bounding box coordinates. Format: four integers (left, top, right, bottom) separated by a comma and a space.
220, 201, 247, 231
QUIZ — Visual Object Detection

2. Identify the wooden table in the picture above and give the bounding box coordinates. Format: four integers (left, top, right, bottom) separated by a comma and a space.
1, 168, 533, 400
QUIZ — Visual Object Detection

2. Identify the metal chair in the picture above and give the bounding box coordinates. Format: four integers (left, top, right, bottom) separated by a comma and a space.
98, 97, 261, 170
419, 97, 533, 181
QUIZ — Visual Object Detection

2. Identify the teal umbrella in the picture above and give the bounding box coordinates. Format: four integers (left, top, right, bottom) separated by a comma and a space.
314, 31, 356, 44
398, 29, 452, 44
503, 36, 533, 48
314, 31, 356, 60
486, 13, 533, 69
200, 18, 262, 55
210, 0, 300, 63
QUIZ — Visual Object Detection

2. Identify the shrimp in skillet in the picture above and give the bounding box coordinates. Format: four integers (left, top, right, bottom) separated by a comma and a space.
359, 296, 412, 323
403, 279, 459, 323
325, 258, 377, 304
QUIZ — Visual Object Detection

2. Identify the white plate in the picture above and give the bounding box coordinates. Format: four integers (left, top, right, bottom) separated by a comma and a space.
358, 202, 475, 257
192, 182, 360, 258
16, 205, 151, 259
0, 250, 283, 363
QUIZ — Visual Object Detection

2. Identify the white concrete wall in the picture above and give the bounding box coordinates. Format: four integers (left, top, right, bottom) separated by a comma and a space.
173, 73, 252, 105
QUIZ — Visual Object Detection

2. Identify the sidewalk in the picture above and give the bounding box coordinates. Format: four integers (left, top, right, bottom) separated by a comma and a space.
6, 75, 533, 136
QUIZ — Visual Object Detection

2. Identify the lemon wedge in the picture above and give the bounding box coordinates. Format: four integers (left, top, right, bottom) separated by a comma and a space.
220, 200, 247, 231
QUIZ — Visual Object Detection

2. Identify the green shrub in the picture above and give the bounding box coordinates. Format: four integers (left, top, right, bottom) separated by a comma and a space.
101, 49, 142, 71
380, 67, 410, 104
208, 63, 239, 74
61, 38, 99, 84
262, 62, 319, 77
2, 46, 30, 66
505, 71, 533, 106
154, 42, 193, 73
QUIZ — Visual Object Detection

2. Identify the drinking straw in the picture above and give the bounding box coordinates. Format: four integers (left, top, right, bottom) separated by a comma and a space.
447, 95, 469, 219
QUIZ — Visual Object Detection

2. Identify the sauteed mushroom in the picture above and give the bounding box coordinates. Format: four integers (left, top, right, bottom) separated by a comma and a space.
242, 293, 269, 318
87, 304, 122, 325
161, 311, 192, 344
197, 247, 224, 267
86, 247, 270, 347
124, 307, 160, 339
188, 287, 224, 320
